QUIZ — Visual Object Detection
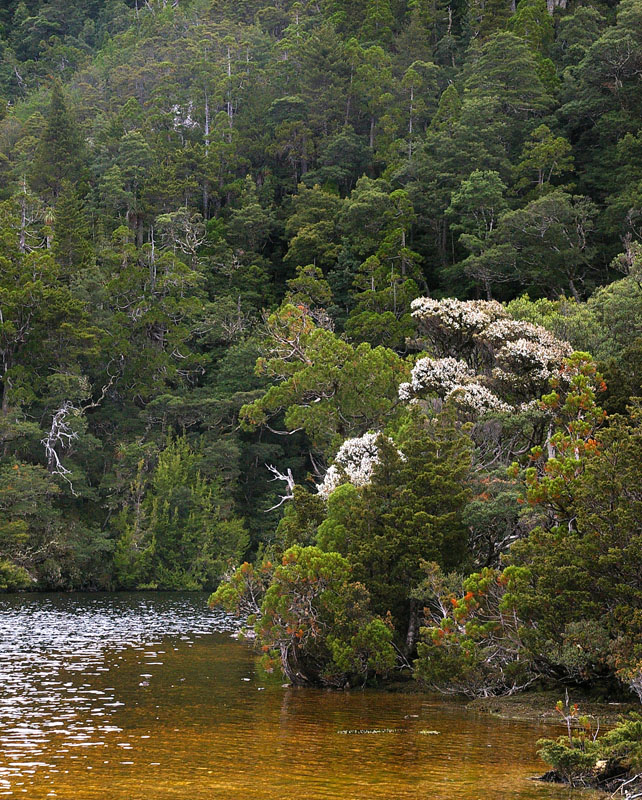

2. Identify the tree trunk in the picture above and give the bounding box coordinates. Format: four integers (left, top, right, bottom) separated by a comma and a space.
568, 277, 581, 302
203, 93, 210, 219
1, 355, 11, 417
149, 227, 156, 291
280, 642, 309, 686
19, 178, 27, 253
405, 599, 420, 655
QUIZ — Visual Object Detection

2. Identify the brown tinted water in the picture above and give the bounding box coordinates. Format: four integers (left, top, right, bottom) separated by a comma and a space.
0, 592, 592, 800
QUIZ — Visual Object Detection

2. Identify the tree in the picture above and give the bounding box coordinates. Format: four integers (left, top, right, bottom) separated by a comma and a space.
467, 0, 512, 40
114, 437, 248, 590
429, 84, 462, 136
295, 22, 351, 139
31, 81, 84, 198
513, 351, 607, 532
240, 303, 408, 457
0, 461, 110, 591
553, 6, 605, 68
400, 60, 439, 157
52, 180, 93, 275
102, 225, 204, 402
445, 169, 508, 298
353, 45, 395, 153
116, 130, 154, 244
463, 32, 552, 129
498, 190, 597, 300
0, 201, 94, 424
210, 545, 396, 686
502, 413, 642, 692
226, 175, 273, 254
514, 124, 574, 196
283, 183, 343, 270
567, 0, 642, 121
315, 412, 472, 651
508, 0, 553, 57
359, 0, 394, 45
401, 297, 572, 412
414, 562, 536, 697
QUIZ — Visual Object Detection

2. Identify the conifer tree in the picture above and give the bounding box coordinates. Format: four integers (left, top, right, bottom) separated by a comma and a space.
52, 181, 93, 276
31, 81, 84, 198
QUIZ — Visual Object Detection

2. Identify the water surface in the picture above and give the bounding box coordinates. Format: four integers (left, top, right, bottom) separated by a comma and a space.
0, 592, 590, 799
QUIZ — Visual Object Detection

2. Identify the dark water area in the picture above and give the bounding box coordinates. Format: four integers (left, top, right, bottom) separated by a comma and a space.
0, 592, 592, 799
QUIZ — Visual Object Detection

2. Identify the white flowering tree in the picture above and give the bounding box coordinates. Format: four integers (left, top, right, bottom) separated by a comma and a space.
316, 432, 401, 499
400, 297, 572, 415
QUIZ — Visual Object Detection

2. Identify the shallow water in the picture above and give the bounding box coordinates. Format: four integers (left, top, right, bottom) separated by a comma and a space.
0, 592, 591, 799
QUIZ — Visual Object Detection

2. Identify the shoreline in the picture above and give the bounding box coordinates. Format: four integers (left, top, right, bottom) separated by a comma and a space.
466, 689, 639, 726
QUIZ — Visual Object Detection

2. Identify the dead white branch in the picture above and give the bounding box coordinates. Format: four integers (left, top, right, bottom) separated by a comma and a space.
264, 463, 295, 512
41, 366, 121, 494
41, 401, 79, 494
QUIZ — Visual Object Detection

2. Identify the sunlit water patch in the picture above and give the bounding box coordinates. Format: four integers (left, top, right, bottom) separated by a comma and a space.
0, 593, 236, 794
0, 593, 595, 799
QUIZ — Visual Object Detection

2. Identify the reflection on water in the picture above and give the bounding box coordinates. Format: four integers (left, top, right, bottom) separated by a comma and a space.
0, 593, 590, 799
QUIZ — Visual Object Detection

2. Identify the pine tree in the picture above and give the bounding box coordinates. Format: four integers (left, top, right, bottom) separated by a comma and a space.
429, 84, 462, 135
52, 181, 93, 276
31, 81, 84, 199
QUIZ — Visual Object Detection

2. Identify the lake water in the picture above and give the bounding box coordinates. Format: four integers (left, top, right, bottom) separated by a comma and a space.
0, 592, 592, 799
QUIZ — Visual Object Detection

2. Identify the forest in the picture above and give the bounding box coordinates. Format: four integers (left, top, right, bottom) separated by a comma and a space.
0, 0, 641, 740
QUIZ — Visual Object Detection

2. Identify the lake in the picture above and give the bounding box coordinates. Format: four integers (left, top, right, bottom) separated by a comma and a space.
0, 592, 593, 799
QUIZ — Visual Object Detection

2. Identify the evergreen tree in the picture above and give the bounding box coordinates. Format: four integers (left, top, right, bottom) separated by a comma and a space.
52, 181, 93, 275
114, 437, 248, 590
31, 81, 84, 198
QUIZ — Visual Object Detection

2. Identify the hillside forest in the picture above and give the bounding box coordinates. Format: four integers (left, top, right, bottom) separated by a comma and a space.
0, 0, 642, 708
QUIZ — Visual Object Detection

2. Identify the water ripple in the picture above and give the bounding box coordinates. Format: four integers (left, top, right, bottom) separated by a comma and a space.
0, 593, 236, 790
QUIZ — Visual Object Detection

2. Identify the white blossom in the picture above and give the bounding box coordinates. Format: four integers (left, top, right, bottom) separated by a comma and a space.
476, 318, 542, 348
479, 319, 572, 387
411, 297, 507, 337
404, 297, 573, 415
399, 357, 473, 400
316, 465, 343, 499
316, 432, 401, 499
444, 383, 513, 415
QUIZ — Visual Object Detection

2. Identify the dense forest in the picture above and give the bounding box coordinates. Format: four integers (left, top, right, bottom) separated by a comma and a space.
1, 0, 642, 724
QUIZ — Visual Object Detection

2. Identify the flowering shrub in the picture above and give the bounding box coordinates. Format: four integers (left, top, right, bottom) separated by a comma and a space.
317, 432, 402, 498
402, 297, 573, 414
210, 546, 396, 687
414, 562, 535, 697
399, 357, 472, 400
410, 297, 506, 344
444, 382, 513, 414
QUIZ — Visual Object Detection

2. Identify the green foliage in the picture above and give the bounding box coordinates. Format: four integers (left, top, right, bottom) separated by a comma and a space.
538, 709, 642, 789
240, 304, 408, 456
414, 562, 536, 697
536, 737, 597, 785
315, 411, 471, 642
517, 352, 607, 526
114, 437, 248, 591
31, 81, 84, 198
276, 486, 326, 548
513, 125, 574, 196
0, 460, 111, 590
0, 0, 641, 699
0, 559, 31, 591
211, 546, 396, 687
503, 414, 642, 688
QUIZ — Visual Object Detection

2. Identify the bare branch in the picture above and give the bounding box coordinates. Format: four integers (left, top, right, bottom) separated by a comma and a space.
41, 401, 79, 495
264, 463, 295, 512
41, 364, 122, 494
